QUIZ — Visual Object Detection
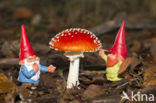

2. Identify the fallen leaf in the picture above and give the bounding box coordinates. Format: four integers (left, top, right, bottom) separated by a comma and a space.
13, 8, 34, 19
144, 65, 156, 80
143, 77, 156, 87
0, 73, 15, 93
83, 84, 104, 99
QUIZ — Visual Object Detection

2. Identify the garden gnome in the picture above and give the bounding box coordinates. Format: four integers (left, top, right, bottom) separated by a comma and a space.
18, 24, 56, 87
99, 21, 131, 81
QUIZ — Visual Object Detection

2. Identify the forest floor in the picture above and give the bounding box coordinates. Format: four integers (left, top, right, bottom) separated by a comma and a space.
0, 1, 156, 103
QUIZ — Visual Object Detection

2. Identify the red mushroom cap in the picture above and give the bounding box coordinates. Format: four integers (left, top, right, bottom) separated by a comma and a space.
49, 28, 101, 52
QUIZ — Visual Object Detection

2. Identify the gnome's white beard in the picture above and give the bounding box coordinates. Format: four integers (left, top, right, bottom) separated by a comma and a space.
24, 60, 40, 81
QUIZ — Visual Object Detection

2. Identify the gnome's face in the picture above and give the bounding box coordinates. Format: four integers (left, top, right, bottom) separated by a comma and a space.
26, 55, 40, 63
106, 53, 125, 67
107, 54, 124, 62
19, 55, 40, 66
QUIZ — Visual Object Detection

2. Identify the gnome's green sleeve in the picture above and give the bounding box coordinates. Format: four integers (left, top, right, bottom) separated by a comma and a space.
102, 55, 123, 81
102, 54, 107, 62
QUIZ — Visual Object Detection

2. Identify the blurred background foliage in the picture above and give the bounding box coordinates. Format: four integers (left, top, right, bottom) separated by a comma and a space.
0, 0, 156, 55
0, 0, 156, 28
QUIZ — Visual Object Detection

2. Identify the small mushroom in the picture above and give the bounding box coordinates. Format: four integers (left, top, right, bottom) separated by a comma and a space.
49, 28, 101, 88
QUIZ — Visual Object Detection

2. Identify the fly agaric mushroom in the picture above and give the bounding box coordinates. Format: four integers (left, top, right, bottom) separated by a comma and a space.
49, 28, 101, 88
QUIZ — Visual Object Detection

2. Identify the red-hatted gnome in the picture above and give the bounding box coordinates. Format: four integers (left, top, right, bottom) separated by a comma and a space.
99, 21, 131, 81
18, 24, 56, 87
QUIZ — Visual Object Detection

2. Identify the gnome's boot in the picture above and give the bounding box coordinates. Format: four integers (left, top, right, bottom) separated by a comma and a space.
22, 83, 32, 87
33, 83, 39, 87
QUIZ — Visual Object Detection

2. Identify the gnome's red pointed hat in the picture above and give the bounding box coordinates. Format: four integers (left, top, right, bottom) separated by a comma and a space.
108, 21, 127, 58
19, 24, 35, 61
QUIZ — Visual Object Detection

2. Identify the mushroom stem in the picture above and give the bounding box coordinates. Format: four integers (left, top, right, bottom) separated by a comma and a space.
64, 52, 84, 89
67, 57, 80, 88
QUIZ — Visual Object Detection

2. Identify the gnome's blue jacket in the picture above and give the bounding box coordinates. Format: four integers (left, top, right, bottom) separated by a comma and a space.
18, 65, 48, 84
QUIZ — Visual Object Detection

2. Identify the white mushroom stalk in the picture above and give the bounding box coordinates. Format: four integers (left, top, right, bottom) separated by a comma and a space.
49, 28, 102, 89
64, 52, 84, 88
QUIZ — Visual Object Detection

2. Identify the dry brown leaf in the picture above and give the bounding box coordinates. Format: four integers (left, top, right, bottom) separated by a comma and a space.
0, 73, 15, 94
83, 84, 104, 99
13, 8, 34, 19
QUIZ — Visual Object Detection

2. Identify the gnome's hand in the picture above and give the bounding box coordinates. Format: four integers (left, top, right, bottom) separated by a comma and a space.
99, 49, 108, 57
33, 63, 39, 73
48, 65, 56, 72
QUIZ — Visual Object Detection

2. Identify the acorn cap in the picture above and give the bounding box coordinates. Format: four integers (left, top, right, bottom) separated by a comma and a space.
108, 21, 127, 58
49, 28, 101, 52
19, 24, 35, 61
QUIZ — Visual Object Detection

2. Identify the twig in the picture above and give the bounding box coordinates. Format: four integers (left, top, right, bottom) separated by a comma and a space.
89, 19, 156, 36
0, 58, 18, 65
116, 82, 129, 90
